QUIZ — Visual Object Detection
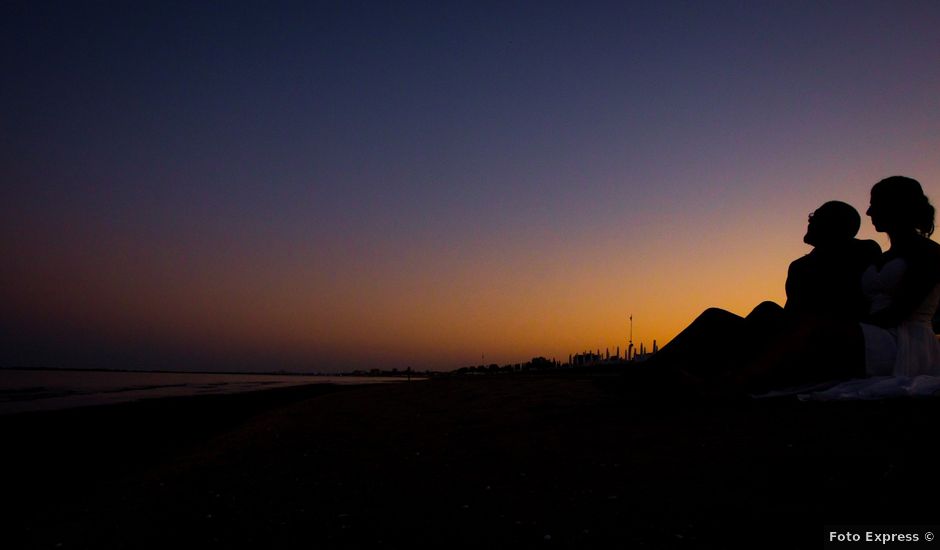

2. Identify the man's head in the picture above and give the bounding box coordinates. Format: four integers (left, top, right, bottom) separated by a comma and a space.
804, 201, 861, 246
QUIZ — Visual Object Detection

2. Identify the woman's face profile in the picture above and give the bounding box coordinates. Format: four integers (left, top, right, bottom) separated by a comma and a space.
866, 192, 888, 233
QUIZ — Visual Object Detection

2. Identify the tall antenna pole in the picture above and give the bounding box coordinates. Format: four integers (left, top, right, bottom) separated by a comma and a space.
628, 314, 634, 361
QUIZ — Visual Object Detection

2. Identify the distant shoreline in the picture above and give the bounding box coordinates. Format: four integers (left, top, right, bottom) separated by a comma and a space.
0, 365, 429, 377
0, 368, 422, 415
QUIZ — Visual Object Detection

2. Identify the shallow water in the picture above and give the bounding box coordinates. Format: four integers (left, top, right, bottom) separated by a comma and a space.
0, 369, 407, 414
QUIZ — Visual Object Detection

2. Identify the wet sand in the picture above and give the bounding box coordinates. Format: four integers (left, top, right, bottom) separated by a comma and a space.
3, 372, 937, 548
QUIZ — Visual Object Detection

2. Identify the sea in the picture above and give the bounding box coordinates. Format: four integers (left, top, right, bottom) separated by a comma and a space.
0, 368, 409, 415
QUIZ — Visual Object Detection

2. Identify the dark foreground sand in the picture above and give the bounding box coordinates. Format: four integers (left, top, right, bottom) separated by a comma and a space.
3, 372, 938, 549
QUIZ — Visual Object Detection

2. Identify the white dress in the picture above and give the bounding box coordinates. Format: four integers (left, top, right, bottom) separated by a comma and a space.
860, 258, 940, 377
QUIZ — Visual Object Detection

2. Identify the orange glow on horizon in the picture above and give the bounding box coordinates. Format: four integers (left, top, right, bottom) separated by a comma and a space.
6, 168, 925, 372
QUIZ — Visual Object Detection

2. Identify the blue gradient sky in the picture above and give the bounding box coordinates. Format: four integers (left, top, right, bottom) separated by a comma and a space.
3, 1, 939, 372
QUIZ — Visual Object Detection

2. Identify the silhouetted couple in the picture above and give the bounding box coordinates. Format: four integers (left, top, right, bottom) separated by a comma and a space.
652, 176, 940, 394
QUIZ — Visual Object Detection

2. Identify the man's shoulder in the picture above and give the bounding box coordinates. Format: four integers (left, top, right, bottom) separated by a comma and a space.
850, 238, 881, 251
851, 238, 882, 260
788, 252, 815, 271
793, 239, 881, 270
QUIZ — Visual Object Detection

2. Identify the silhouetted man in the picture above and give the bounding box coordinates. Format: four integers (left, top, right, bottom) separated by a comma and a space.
784, 200, 881, 320
649, 201, 880, 380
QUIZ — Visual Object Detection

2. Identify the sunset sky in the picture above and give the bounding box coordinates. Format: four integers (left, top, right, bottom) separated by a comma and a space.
2, 1, 939, 372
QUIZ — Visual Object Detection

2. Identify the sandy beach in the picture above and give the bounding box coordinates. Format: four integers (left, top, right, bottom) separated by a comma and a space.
4, 371, 938, 549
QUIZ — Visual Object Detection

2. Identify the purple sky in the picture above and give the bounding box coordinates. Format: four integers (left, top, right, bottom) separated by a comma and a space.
2, 1, 939, 372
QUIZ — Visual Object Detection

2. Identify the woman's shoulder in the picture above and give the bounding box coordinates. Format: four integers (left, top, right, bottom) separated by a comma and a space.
923, 237, 940, 269
902, 236, 940, 278
921, 236, 940, 253
908, 235, 940, 260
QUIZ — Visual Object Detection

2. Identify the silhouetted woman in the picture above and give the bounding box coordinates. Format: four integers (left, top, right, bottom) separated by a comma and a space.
859, 176, 940, 377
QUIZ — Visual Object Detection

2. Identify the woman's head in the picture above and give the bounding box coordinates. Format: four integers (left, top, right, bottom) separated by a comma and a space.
867, 176, 935, 237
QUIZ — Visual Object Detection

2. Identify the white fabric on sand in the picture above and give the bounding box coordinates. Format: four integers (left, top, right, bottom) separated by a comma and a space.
800, 375, 940, 401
